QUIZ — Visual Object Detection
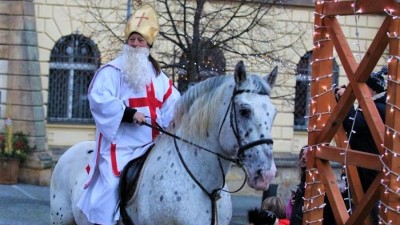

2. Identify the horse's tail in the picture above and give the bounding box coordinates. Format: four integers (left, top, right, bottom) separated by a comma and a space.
118, 149, 151, 225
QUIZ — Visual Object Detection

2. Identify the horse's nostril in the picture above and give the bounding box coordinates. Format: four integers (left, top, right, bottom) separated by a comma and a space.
256, 169, 263, 176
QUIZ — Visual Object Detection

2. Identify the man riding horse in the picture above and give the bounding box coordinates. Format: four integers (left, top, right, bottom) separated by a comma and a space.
76, 4, 180, 225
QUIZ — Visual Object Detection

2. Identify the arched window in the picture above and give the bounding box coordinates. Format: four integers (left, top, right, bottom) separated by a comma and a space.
294, 51, 339, 130
47, 34, 100, 124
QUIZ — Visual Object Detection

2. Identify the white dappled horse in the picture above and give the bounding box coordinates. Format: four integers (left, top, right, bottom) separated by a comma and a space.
50, 61, 278, 225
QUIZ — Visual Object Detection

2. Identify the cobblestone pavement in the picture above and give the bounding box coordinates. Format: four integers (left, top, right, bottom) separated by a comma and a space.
0, 183, 261, 225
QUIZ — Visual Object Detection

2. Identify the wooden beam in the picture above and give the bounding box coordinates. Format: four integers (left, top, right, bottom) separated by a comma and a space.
304, 2, 335, 222
378, 14, 400, 224
309, 1, 400, 224
350, 16, 391, 154
320, 16, 390, 152
345, 173, 382, 225
317, 160, 349, 225
323, 0, 399, 16
315, 146, 382, 171
324, 16, 357, 82
334, 126, 349, 149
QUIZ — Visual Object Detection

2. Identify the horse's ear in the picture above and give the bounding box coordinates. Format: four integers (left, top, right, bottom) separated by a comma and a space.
234, 61, 246, 83
264, 66, 278, 89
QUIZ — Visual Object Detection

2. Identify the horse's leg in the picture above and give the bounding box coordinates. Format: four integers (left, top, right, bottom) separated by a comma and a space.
50, 164, 76, 224
50, 141, 95, 225
216, 190, 232, 225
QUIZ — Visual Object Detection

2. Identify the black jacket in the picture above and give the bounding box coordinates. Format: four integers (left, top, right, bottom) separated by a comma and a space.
342, 92, 386, 192
342, 92, 386, 155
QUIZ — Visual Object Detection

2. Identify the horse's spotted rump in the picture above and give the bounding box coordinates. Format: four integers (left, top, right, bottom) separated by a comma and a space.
170, 162, 174, 168
157, 156, 161, 161
159, 175, 164, 180
159, 195, 164, 202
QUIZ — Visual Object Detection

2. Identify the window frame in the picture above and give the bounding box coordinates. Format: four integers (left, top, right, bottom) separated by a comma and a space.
47, 34, 100, 124
294, 51, 339, 131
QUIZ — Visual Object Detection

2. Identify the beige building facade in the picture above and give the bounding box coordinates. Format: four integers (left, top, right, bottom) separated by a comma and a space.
0, 0, 387, 198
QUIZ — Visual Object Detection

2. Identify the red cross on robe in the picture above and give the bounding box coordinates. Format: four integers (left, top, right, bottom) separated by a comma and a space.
129, 82, 162, 139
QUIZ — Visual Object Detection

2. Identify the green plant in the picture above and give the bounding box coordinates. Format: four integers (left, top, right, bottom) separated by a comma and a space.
0, 131, 31, 160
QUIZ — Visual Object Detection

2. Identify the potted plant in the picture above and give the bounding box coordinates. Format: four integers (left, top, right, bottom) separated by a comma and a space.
0, 118, 30, 184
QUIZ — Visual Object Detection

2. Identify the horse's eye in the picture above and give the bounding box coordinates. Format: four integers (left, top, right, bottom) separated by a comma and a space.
239, 108, 251, 118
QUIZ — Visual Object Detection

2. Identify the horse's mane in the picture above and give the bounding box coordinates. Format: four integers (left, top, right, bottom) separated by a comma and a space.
172, 74, 270, 139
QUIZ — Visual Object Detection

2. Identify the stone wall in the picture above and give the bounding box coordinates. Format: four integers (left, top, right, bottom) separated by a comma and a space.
0, 0, 52, 185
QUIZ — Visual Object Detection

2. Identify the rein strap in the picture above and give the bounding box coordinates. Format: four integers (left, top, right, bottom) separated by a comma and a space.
237, 138, 274, 158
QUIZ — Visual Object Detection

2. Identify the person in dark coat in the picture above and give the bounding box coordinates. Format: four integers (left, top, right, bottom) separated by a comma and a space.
335, 66, 387, 225
288, 146, 336, 225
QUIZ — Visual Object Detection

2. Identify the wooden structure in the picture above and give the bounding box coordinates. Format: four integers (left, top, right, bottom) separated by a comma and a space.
304, 0, 400, 224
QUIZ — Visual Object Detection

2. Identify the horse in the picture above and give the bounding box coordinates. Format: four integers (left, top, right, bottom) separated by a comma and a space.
50, 61, 278, 225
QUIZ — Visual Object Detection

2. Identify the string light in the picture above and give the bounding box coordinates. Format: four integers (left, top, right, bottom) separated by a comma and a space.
377, 214, 393, 225
305, 219, 324, 224
303, 203, 326, 213
303, 191, 325, 202
309, 73, 333, 81
380, 22, 400, 219
310, 56, 334, 65
309, 1, 400, 224
384, 8, 400, 19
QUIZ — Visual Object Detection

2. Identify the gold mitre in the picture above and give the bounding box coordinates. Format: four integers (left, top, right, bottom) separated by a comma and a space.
125, 4, 159, 46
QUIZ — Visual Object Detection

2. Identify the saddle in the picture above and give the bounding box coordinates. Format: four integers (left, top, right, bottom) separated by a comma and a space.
118, 146, 152, 225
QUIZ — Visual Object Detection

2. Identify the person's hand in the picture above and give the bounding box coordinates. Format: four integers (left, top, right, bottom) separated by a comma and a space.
337, 179, 347, 193
334, 85, 346, 101
336, 88, 345, 99
290, 190, 296, 205
133, 111, 146, 124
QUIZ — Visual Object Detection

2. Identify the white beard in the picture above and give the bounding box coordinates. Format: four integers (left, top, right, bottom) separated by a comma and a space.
121, 45, 154, 92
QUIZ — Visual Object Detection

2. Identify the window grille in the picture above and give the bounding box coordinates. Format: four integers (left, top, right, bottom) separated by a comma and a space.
47, 34, 100, 124
294, 51, 339, 130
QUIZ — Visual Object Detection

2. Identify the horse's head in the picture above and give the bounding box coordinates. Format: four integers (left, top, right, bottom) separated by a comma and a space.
219, 61, 278, 190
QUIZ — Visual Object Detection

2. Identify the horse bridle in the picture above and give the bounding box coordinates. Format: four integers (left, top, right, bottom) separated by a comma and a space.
219, 88, 274, 162
141, 85, 274, 225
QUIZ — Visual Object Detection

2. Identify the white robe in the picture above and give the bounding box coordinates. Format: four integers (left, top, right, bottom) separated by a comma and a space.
77, 56, 180, 225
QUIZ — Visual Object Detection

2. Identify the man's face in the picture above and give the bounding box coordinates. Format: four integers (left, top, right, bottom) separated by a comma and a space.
127, 33, 149, 48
